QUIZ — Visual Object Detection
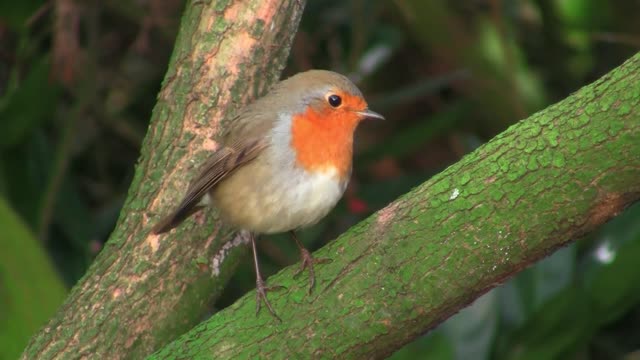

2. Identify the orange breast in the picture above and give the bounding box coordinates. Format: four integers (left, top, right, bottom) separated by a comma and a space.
290, 106, 360, 179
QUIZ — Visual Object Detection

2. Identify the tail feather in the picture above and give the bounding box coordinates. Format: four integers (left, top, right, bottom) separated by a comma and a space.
151, 204, 205, 234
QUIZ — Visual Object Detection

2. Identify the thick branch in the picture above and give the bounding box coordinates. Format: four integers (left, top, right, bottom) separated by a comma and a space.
22, 0, 305, 358
149, 53, 640, 358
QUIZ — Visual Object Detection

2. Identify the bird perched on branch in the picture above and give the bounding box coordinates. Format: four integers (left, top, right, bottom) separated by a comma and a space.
153, 70, 384, 320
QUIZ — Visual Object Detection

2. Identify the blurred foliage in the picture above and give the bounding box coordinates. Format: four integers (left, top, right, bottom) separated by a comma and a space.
0, 196, 66, 359
0, 0, 639, 358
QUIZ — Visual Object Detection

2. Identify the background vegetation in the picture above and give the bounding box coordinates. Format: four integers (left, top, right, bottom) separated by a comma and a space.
1, 0, 639, 358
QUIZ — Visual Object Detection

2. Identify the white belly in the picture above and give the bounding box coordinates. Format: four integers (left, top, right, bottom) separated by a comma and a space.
271, 167, 346, 232
213, 165, 348, 234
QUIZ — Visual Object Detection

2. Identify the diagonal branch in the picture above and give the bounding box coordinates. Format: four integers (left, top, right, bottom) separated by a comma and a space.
149, 53, 640, 359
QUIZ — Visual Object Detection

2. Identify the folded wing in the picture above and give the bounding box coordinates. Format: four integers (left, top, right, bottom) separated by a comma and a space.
152, 138, 267, 234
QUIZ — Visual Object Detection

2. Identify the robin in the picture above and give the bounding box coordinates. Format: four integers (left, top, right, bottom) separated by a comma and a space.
152, 70, 384, 319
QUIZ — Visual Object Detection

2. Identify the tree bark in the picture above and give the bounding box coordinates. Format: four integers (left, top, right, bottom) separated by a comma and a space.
148, 53, 640, 359
21, 0, 305, 359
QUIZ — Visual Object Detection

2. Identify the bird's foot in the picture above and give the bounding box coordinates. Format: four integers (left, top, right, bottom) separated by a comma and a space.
293, 247, 332, 294
255, 276, 285, 321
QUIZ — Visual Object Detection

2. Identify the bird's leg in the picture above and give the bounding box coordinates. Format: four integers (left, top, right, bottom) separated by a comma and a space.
291, 231, 331, 293
250, 233, 284, 321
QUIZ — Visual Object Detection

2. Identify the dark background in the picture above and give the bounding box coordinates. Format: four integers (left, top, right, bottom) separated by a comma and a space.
1, 0, 640, 358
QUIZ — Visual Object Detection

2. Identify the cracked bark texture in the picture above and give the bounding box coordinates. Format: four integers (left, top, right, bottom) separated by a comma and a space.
148, 53, 640, 359
21, 0, 305, 359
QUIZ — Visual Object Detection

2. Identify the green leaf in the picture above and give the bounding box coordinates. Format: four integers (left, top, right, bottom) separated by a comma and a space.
0, 195, 66, 359
443, 292, 498, 360
0, 0, 44, 30
0, 131, 52, 227
583, 203, 640, 324
53, 177, 93, 251
532, 246, 575, 307
0, 56, 59, 148
504, 287, 593, 360
390, 330, 454, 360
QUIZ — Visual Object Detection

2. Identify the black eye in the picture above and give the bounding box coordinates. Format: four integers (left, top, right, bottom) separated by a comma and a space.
327, 94, 342, 107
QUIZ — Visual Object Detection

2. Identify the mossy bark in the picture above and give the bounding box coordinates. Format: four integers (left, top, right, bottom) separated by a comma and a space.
148, 53, 640, 359
21, 0, 305, 359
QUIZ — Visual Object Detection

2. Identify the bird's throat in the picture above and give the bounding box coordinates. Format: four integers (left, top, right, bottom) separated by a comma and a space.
290, 107, 358, 178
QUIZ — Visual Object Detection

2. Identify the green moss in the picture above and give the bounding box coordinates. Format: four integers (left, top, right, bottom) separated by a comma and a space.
553, 152, 566, 167
458, 172, 471, 185
497, 155, 511, 173
212, 16, 228, 35
251, 19, 265, 38
506, 160, 527, 181
150, 169, 164, 182
522, 123, 542, 138
545, 128, 560, 147
194, 256, 208, 266
489, 188, 504, 202
569, 112, 589, 129
536, 111, 554, 125
134, 260, 154, 274
600, 95, 616, 111
399, 266, 414, 284
526, 155, 538, 171
214, 0, 231, 13
567, 137, 580, 154
617, 103, 632, 116
584, 102, 598, 115
129, 198, 144, 210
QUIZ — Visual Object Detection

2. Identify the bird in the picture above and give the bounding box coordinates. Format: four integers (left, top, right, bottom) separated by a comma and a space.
152, 69, 384, 319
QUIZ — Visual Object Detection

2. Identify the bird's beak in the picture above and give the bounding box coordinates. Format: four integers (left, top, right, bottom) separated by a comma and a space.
356, 109, 385, 121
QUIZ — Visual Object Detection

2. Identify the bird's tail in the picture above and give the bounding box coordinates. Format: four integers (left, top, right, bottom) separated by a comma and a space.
151, 203, 205, 234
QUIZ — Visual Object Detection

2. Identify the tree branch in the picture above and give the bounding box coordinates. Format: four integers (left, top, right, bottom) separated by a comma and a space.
148, 53, 640, 359
22, 0, 305, 358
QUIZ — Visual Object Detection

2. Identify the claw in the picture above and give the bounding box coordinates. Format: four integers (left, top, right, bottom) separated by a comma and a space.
255, 277, 285, 321
291, 232, 332, 294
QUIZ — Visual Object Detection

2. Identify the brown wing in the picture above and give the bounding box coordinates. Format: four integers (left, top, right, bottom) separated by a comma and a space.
152, 137, 267, 234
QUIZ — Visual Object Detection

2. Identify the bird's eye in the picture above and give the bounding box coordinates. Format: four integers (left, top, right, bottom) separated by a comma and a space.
327, 94, 342, 108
